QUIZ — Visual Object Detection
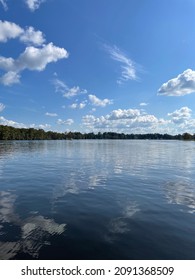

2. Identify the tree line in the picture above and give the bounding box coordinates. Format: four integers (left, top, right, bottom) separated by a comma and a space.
0, 124, 194, 141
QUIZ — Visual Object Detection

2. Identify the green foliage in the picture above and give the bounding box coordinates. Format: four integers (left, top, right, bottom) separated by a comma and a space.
0, 125, 194, 141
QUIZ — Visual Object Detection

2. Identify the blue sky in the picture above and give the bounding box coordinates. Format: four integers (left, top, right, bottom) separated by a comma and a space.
1, 0, 195, 134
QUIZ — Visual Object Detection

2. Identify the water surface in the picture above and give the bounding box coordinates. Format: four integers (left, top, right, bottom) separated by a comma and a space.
0, 140, 195, 259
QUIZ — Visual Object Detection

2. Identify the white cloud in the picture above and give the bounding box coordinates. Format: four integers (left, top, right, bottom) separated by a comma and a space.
69, 101, 86, 109
17, 43, 68, 71
181, 119, 195, 131
25, 0, 45, 11
57, 118, 74, 125
53, 78, 67, 93
166, 106, 195, 134
0, 116, 51, 130
37, 124, 51, 130
140, 102, 148, 106
104, 44, 139, 84
158, 69, 195, 96
168, 107, 192, 124
20, 26, 45, 46
82, 108, 167, 133
0, 71, 20, 86
0, 20, 46, 46
0, 103, 5, 112
0, 0, 46, 12
107, 108, 140, 120
135, 115, 159, 125
88, 94, 113, 107
79, 102, 86, 109
69, 103, 77, 109
0, 21, 68, 86
0, 43, 68, 85
45, 112, 58, 117
0, 57, 15, 71
53, 78, 88, 98
0, 0, 8, 10
0, 116, 27, 128
64, 86, 81, 98
64, 86, 87, 98
0, 20, 23, 42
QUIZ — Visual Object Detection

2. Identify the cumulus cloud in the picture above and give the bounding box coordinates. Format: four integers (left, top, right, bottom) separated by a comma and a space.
180, 119, 195, 131
0, 116, 51, 130
79, 102, 86, 109
25, 0, 45, 11
104, 44, 139, 84
107, 109, 140, 120
69, 103, 77, 109
158, 69, 195, 96
0, 21, 45, 46
0, 0, 8, 10
69, 102, 86, 109
88, 94, 113, 107
37, 124, 51, 130
0, 103, 5, 112
45, 112, 58, 117
0, 71, 21, 86
82, 108, 167, 133
0, 43, 68, 85
17, 43, 68, 71
0, 20, 23, 42
64, 86, 87, 98
168, 107, 192, 124
20, 26, 45, 46
0, 57, 15, 71
0, 21, 68, 86
57, 118, 74, 125
0, 116, 27, 128
166, 106, 195, 134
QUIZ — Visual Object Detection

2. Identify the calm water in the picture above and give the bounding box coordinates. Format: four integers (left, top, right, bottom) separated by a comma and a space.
0, 140, 195, 260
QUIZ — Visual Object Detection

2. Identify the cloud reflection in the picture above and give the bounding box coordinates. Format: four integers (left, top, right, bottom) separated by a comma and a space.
106, 201, 140, 242
0, 191, 19, 223
0, 191, 66, 259
21, 216, 66, 258
164, 179, 195, 213
0, 241, 21, 260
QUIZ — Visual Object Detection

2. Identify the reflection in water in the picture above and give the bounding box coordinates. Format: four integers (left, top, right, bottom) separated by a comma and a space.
0, 191, 66, 259
0, 140, 195, 259
21, 216, 66, 258
0, 242, 21, 260
107, 202, 140, 240
109, 218, 130, 234
88, 173, 108, 189
164, 179, 195, 213
0, 191, 19, 223
122, 202, 140, 218
53, 169, 108, 199
0, 141, 48, 154
22, 216, 65, 237
0, 214, 66, 259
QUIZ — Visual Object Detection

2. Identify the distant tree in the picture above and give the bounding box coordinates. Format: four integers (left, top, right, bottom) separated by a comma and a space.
182, 132, 193, 140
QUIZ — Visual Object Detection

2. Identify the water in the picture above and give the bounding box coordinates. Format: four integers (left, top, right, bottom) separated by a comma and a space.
0, 140, 195, 260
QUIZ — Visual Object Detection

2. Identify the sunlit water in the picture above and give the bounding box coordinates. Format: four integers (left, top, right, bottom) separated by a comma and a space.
0, 140, 195, 260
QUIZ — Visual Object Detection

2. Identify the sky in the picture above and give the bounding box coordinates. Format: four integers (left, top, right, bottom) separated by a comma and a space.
1, 0, 195, 134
